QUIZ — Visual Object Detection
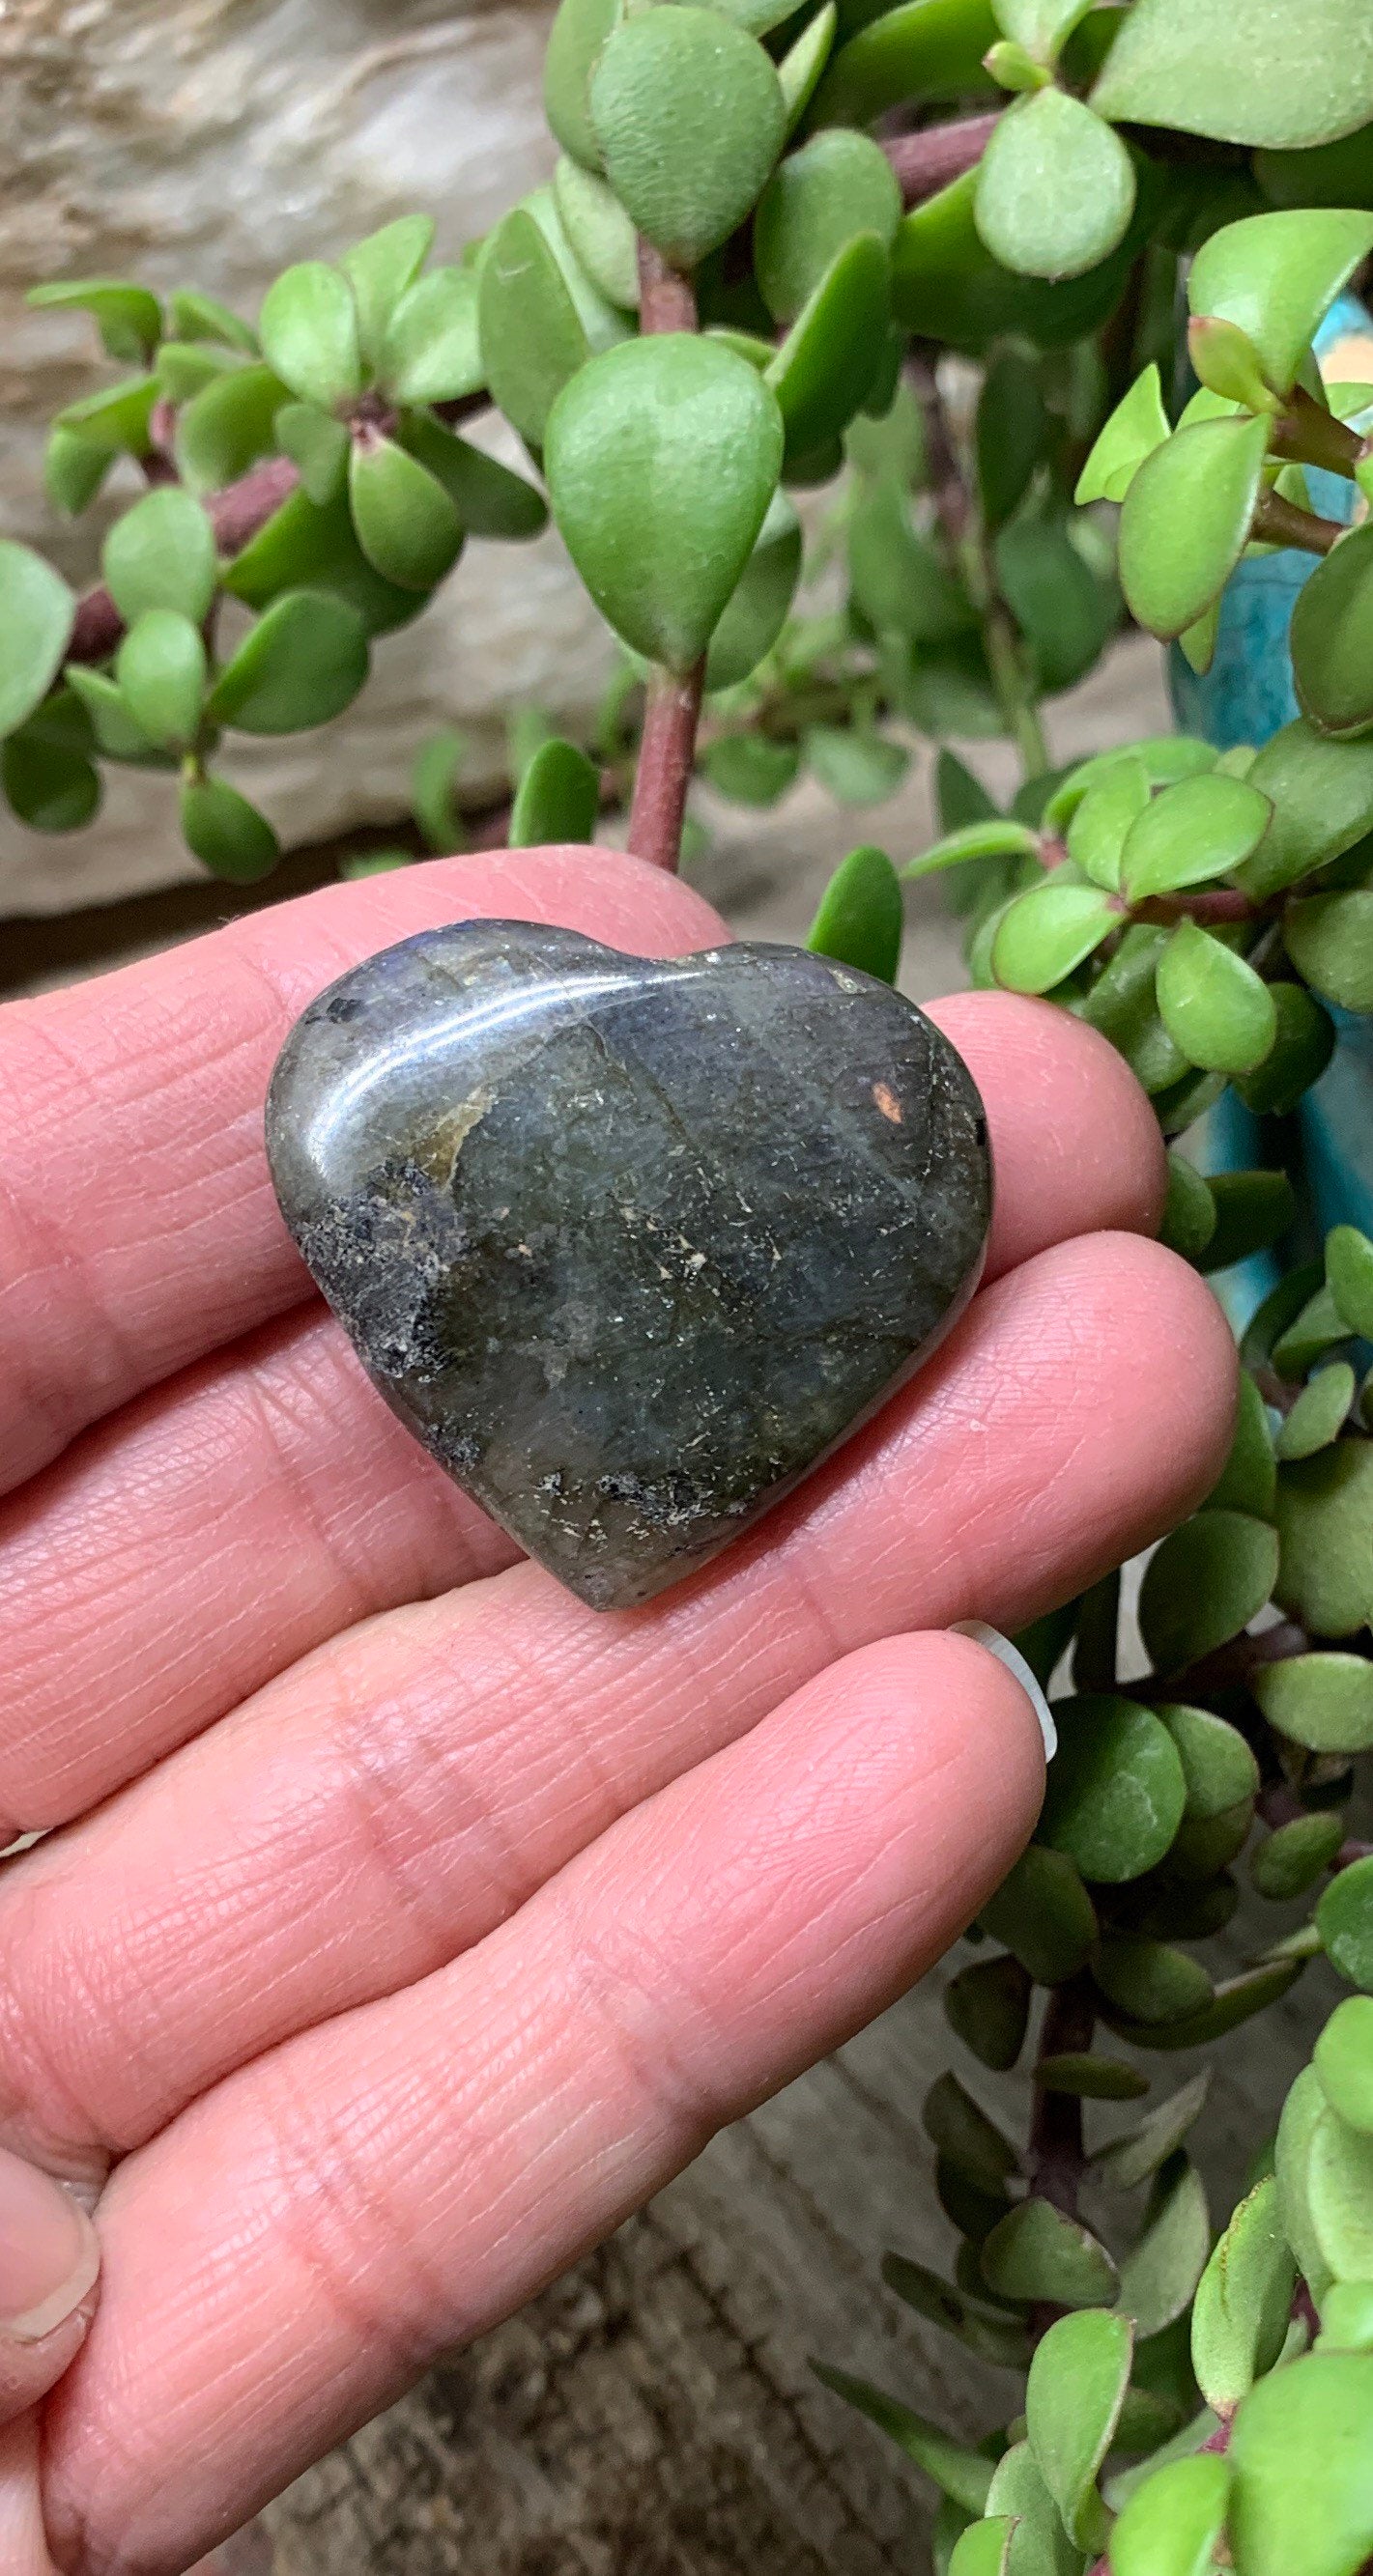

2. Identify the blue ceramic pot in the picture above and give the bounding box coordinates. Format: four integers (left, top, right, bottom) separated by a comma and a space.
1167, 293, 1373, 1313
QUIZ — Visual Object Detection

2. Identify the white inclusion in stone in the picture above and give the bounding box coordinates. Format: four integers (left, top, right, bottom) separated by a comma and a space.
950, 1620, 1058, 1761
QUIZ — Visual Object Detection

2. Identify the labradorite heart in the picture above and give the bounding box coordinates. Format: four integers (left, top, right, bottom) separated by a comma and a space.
266, 921, 991, 1610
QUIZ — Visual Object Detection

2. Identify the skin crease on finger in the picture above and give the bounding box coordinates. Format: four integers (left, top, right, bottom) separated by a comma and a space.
0, 1230, 1236, 2177
0, 977, 1167, 1837
41, 1630, 1048, 2576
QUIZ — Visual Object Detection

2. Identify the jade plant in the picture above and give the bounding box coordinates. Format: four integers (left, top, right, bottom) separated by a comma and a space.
7, 0, 1373, 2567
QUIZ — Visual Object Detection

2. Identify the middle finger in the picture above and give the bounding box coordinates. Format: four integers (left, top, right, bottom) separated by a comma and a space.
0, 1226, 1234, 2170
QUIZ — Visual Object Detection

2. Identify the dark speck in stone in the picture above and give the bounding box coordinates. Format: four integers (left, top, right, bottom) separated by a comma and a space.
265, 921, 992, 1611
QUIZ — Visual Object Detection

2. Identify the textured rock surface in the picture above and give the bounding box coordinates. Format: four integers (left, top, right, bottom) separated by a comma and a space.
268, 921, 991, 1607
1, 0, 605, 914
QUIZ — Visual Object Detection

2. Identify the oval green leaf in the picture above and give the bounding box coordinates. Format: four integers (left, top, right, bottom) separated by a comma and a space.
1, 731, 100, 833
1275, 1440, 1373, 1637
1090, 0, 1373, 151
1118, 412, 1272, 642
1026, 2308, 1130, 2550
1109, 2451, 1231, 2576
1189, 209, 1373, 398
1315, 1996, 1373, 2137
0, 543, 76, 741
1040, 1696, 1187, 1884
808, 0, 999, 131
1318, 1856, 1373, 1995
339, 215, 435, 366
257, 263, 361, 410
812, 2365, 997, 2513
207, 589, 370, 735
1074, 362, 1169, 505
402, 415, 548, 542
554, 156, 641, 310
476, 209, 592, 455
1284, 889, 1373, 1010
1095, 1936, 1213, 2024
1235, 980, 1336, 1115
982, 2197, 1119, 2308
101, 487, 218, 629
990, 880, 1119, 993
1093, 2073, 1212, 2192
807, 842, 903, 983
1293, 522, 1373, 742
975, 90, 1134, 281
755, 128, 901, 325
27, 275, 162, 363
1276, 1363, 1356, 1462
979, 1842, 1097, 1986
508, 736, 600, 846
544, 0, 621, 170
1155, 920, 1277, 1076
180, 775, 281, 882
766, 231, 891, 465
379, 266, 483, 407
1120, 771, 1272, 900
1139, 1510, 1280, 1675
1328, 1225, 1373, 1339
1254, 1653, 1373, 1756
545, 334, 784, 672
114, 609, 207, 750
1231, 2348, 1373, 2576
348, 436, 464, 592
1116, 2157, 1211, 2340
591, 9, 786, 269
943, 1954, 1031, 2073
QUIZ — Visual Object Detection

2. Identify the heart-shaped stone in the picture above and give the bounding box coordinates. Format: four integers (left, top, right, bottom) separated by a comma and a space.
266, 921, 991, 1609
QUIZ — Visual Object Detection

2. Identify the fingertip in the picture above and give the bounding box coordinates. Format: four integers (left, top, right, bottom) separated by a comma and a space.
837, 1629, 1044, 1882
928, 992, 1168, 1273
1110, 1229, 1240, 1505
931, 1628, 1047, 1841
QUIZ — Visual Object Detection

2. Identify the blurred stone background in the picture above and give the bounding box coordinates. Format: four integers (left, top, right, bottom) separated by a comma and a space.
6, 13, 1310, 2576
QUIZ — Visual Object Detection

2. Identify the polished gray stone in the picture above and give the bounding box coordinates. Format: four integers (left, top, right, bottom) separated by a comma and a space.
266, 922, 992, 1610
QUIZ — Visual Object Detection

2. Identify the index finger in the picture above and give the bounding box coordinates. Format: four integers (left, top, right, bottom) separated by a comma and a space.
0, 848, 727, 1496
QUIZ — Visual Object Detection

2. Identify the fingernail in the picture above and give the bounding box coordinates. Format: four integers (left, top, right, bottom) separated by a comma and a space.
0, 2145, 100, 2343
950, 1621, 1057, 1760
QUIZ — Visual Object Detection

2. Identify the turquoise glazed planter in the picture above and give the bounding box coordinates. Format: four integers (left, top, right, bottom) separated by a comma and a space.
1169, 294, 1373, 1315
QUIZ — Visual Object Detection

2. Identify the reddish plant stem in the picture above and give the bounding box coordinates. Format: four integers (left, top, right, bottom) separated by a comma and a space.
1133, 886, 1263, 926
1270, 385, 1367, 478
637, 239, 698, 335
1028, 1977, 1095, 2222
63, 389, 487, 670
67, 454, 300, 663
880, 112, 1001, 208
1251, 489, 1345, 555
1026, 1976, 1096, 2347
626, 239, 703, 870
628, 661, 706, 868
1119, 1618, 1317, 1707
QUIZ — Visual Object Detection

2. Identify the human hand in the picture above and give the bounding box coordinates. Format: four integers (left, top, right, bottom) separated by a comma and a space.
0, 846, 1234, 2574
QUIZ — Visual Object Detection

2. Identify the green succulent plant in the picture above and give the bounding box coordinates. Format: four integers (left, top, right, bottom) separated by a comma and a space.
8, 1, 1373, 2565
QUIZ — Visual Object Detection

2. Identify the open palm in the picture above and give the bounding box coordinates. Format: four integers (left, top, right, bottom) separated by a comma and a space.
0, 845, 1233, 2575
